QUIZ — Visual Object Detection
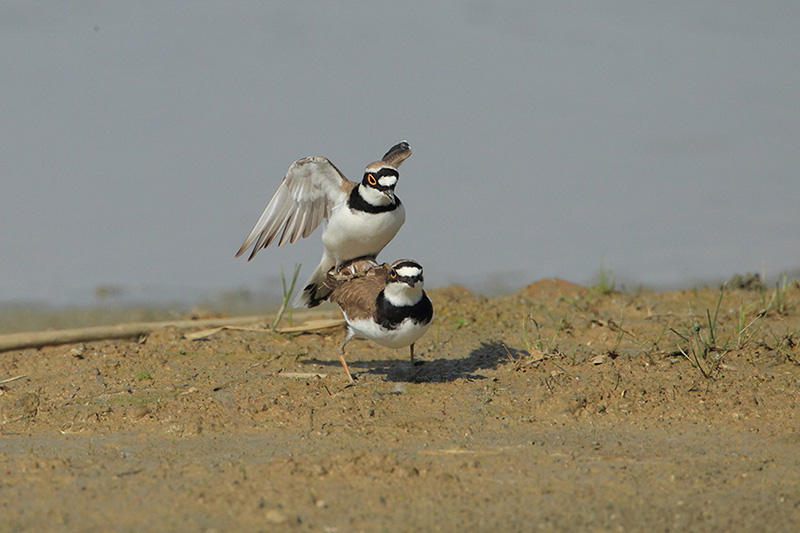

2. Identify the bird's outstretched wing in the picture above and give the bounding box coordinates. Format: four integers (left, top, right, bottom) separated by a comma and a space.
236, 156, 350, 260
381, 141, 412, 168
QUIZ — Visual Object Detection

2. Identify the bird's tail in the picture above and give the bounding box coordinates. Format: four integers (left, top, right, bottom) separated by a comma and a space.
292, 254, 335, 308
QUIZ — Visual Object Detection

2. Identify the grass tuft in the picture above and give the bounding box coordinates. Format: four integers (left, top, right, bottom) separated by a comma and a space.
521, 313, 564, 356
591, 260, 617, 295
271, 263, 301, 331
769, 273, 795, 316
669, 282, 776, 381
669, 284, 727, 380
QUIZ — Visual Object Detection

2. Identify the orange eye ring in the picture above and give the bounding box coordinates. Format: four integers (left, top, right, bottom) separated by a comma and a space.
390, 271, 397, 279
367, 174, 377, 186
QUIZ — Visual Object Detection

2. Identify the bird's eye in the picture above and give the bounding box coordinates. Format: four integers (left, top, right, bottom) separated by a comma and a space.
367, 174, 377, 186
390, 270, 397, 279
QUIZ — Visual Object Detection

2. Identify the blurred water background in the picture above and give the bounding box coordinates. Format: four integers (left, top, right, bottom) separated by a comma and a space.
2, 2, 798, 314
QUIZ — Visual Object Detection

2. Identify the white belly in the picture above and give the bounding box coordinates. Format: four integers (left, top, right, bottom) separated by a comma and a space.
322, 203, 405, 265
345, 315, 431, 349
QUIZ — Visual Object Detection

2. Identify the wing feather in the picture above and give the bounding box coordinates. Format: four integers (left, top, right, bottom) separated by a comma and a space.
381, 141, 412, 168
236, 156, 351, 259
306, 200, 325, 239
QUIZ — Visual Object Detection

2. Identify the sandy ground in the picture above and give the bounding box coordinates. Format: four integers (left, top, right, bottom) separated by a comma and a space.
2, 278, 800, 532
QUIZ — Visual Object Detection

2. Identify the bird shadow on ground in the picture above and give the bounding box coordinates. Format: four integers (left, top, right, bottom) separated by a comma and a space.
303, 341, 528, 383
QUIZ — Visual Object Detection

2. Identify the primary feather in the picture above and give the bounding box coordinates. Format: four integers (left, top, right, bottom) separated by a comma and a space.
235, 157, 348, 260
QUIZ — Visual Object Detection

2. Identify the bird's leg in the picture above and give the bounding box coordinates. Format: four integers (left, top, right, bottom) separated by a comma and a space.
339, 328, 356, 384
410, 343, 425, 366
338, 352, 354, 384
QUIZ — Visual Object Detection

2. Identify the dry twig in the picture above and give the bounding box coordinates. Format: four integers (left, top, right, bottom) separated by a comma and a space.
0, 314, 344, 353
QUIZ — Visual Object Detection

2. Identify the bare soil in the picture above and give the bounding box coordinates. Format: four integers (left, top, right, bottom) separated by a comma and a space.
2, 279, 800, 532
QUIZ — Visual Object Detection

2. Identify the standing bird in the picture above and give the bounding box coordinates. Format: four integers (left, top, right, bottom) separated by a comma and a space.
236, 142, 411, 307
324, 258, 434, 383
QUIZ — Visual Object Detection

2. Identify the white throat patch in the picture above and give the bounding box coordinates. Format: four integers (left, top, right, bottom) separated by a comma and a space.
358, 183, 393, 206
384, 282, 424, 307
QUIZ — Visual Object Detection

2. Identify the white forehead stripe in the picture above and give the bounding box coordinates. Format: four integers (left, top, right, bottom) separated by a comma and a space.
378, 175, 397, 188
395, 266, 422, 278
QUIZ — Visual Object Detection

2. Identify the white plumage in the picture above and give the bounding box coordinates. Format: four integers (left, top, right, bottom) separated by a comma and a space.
344, 314, 432, 350
236, 142, 411, 307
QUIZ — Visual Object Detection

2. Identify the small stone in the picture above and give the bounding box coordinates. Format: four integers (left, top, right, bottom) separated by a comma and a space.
590, 354, 608, 365
130, 405, 151, 419
265, 509, 288, 524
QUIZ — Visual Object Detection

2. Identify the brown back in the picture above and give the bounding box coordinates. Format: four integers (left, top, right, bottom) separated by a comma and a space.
325, 260, 388, 321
